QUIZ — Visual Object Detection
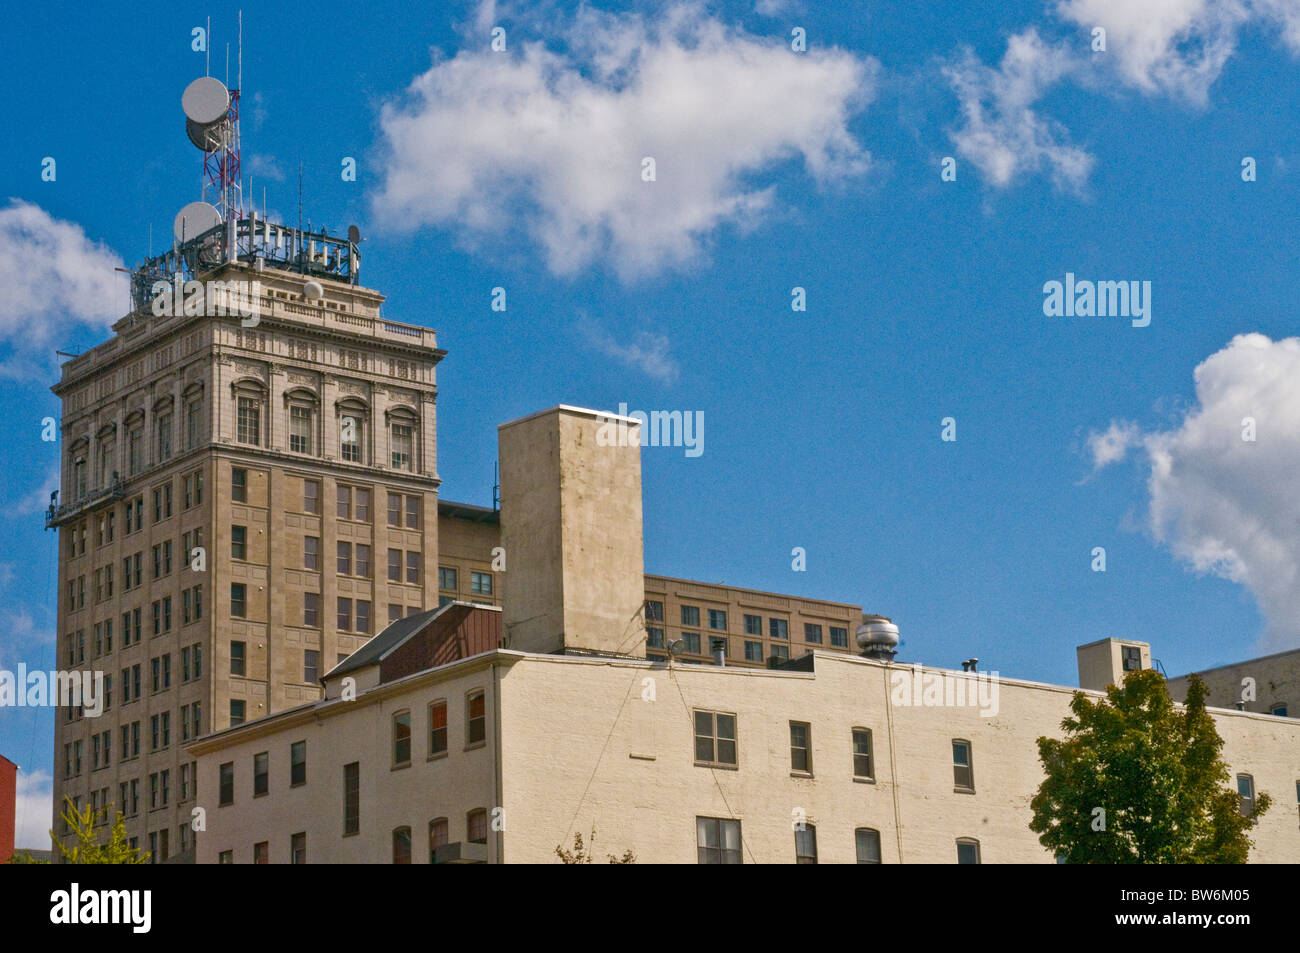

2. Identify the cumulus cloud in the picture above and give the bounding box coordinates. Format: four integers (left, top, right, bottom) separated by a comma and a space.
944, 29, 1093, 191
0, 200, 125, 379
577, 314, 679, 383
371, 4, 876, 279
14, 769, 52, 852
1057, 0, 1251, 105
1100, 334, 1300, 650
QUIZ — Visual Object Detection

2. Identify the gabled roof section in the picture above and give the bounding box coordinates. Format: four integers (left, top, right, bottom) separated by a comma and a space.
323, 601, 503, 685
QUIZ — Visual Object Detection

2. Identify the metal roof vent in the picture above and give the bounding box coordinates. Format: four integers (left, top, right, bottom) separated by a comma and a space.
857, 615, 899, 661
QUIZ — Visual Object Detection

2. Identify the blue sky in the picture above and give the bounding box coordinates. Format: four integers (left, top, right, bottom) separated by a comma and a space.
4, 0, 1300, 841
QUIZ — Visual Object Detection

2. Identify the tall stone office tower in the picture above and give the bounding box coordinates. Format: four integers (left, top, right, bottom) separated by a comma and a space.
48, 200, 442, 860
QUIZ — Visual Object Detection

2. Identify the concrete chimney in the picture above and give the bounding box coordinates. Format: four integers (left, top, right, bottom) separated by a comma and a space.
498, 406, 645, 657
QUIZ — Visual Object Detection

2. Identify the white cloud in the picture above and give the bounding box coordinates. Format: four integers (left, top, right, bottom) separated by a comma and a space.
14, 769, 52, 852
577, 315, 679, 383
1057, 0, 1251, 105
754, 0, 798, 16
371, 4, 876, 279
1105, 334, 1300, 650
245, 154, 285, 181
1086, 419, 1143, 470
944, 30, 1094, 191
0, 201, 125, 380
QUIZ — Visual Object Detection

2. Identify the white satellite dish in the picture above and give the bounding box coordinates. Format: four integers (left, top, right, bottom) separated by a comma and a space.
173, 202, 223, 242
182, 76, 231, 125
303, 281, 324, 302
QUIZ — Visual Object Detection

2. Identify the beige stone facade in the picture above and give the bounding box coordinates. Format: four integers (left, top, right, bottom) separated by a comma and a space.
50, 260, 443, 860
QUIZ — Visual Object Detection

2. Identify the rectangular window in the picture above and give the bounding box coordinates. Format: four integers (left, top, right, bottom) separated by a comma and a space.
393, 710, 412, 765
645, 600, 664, 622
230, 583, 246, 618
1238, 774, 1255, 815
231, 642, 246, 677
830, 626, 848, 648
438, 567, 458, 591
743, 640, 764, 662
405, 495, 419, 529
708, 609, 727, 630
646, 627, 665, 649
341, 414, 362, 462
467, 692, 486, 745
303, 536, 318, 571
291, 832, 306, 864
406, 552, 420, 585
355, 600, 370, 634
337, 541, 351, 576
231, 526, 246, 560
304, 592, 319, 627
253, 752, 268, 797
336, 485, 352, 519
355, 544, 371, 578
219, 762, 234, 806
953, 740, 974, 791
289, 406, 312, 454
429, 701, 448, 756
853, 728, 874, 780
696, 816, 742, 864
303, 479, 319, 515
355, 488, 370, 522
231, 467, 247, 502
769, 618, 789, 640
681, 605, 700, 627
337, 598, 352, 632
290, 741, 306, 786
790, 722, 811, 773
956, 839, 981, 864
804, 623, 823, 644
1121, 645, 1142, 672
694, 710, 737, 767
344, 762, 360, 836
683, 632, 700, 654
467, 809, 488, 844
470, 571, 492, 595
387, 492, 401, 527
387, 549, 401, 582
253, 841, 268, 865
304, 649, 319, 684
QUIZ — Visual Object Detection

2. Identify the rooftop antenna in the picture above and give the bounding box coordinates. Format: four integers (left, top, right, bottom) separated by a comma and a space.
492, 461, 501, 511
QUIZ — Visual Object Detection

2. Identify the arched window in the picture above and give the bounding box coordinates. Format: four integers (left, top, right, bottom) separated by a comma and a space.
96, 425, 117, 487
1237, 774, 1255, 816
232, 380, 266, 447
386, 406, 418, 472
125, 411, 145, 476
392, 826, 412, 864
956, 837, 981, 864
337, 398, 367, 463
70, 439, 89, 500
284, 388, 318, 455
183, 383, 204, 450
154, 397, 174, 462
467, 809, 488, 845
855, 828, 881, 864
429, 817, 448, 864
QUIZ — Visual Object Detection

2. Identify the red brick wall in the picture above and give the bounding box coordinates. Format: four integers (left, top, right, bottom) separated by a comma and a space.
0, 755, 16, 862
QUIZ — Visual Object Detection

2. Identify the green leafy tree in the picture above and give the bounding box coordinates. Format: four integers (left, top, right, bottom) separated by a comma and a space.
35, 797, 151, 865
1031, 670, 1269, 863
555, 827, 635, 864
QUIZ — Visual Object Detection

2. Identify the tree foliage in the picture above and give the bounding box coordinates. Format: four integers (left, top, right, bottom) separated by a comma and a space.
1030, 670, 1269, 863
30, 798, 151, 865
555, 827, 636, 864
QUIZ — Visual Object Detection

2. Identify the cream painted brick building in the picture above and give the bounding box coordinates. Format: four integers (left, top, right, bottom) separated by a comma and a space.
189, 622, 1300, 864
